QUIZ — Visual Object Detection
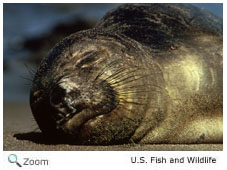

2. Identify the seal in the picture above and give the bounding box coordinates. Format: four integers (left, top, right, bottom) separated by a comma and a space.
30, 4, 223, 145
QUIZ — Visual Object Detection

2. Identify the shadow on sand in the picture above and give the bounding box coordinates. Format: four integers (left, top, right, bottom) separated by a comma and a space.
14, 132, 77, 145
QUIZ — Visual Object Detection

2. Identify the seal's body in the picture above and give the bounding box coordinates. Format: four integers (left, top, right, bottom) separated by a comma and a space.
30, 4, 223, 144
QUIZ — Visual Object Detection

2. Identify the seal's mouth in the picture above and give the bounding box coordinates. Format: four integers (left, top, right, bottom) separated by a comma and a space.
60, 108, 97, 132
55, 109, 80, 128
31, 92, 93, 135
30, 74, 119, 139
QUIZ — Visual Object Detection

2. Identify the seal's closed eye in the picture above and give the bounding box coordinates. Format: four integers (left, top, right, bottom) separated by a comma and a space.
75, 51, 100, 68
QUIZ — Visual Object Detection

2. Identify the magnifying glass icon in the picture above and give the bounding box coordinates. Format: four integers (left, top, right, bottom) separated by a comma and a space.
8, 154, 22, 167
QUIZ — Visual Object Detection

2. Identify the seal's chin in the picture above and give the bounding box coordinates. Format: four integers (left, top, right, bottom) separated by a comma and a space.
61, 108, 96, 133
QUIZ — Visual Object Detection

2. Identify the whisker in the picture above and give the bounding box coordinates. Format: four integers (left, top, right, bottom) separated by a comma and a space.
110, 74, 150, 86
120, 100, 147, 105
19, 75, 33, 83
109, 74, 140, 85
24, 63, 37, 76
101, 67, 130, 82
115, 84, 162, 90
103, 67, 140, 82
105, 71, 135, 85
104, 65, 144, 81
117, 89, 163, 94
118, 90, 151, 95
93, 59, 121, 82
118, 97, 148, 100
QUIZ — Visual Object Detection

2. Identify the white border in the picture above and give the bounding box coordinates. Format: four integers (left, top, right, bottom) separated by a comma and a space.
1, 0, 226, 170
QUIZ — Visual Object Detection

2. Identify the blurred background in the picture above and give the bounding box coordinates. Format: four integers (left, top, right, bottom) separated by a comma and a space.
3, 3, 120, 103
3, 3, 223, 133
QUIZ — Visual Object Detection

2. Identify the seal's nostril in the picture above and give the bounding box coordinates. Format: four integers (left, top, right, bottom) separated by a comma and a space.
50, 94, 62, 105
50, 86, 66, 105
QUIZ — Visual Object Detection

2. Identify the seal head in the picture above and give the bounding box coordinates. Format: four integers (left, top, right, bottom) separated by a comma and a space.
30, 31, 159, 144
